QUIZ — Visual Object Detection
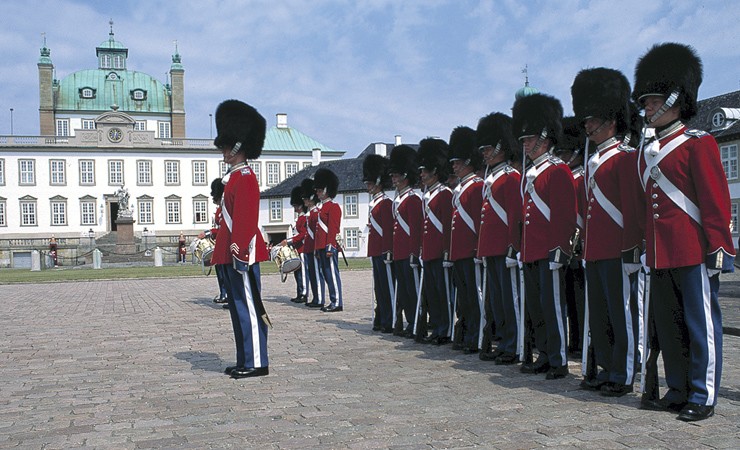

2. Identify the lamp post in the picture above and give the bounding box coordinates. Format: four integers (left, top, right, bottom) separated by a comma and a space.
9, 108, 13, 135
209, 113, 213, 139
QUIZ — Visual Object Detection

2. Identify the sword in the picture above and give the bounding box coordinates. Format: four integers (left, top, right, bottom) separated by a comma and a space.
444, 264, 452, 337
518, 263, 526, 361
391, 278, 399, 329
475, 259, 487, 350
581, 274, 590, 376
639, 267, 652, 393
412, 258, 424, 336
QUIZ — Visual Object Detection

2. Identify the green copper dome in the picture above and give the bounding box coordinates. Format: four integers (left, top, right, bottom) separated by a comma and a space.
515, 84, 539, 100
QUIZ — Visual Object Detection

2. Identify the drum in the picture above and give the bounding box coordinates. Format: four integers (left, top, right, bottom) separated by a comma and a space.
270, 245, 301, 274
193, 237, 216, 267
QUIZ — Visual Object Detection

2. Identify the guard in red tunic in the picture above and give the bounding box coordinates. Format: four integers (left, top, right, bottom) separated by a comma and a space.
301, 178, 325, 308
211, 99, 269, 379
313, 168, 343, 312
388, 145, 423, 337
417, 138, 454, 345
448, 126, 484, 353
199, 177, 228, 304
282, 186, 308, 303
572, 68, 644, 396
512, 93, 576, 380
633, 43, 735, 421
475, 113, 522, 364
363, 154, 395, 332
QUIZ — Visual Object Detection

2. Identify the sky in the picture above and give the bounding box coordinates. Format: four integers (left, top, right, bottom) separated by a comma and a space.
1, 0, 739, 157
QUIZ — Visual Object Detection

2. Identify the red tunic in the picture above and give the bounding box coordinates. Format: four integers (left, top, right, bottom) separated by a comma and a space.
392, 187, 423, 260
212, 164, 261, 265
367, 192, 394, 257
304, 206, 318, 253
421, 182, 453, 261
521, 153, 577, 264
450, 173, 484, 261
287, 213, 308, 253
571, 166, 586, 261
314, 199, 341, 251
209, 207, 222, 239
638, 124, 735, 269
477, 163, 522, 258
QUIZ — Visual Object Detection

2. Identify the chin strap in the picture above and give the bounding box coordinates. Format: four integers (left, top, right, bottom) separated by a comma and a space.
229, 142, 242, 157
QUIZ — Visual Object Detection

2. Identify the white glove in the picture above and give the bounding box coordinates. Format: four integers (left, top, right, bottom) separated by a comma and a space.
505, 257, 518, 268
581, 259, 587, 269
473, 257, 483, 265
516, 252, 523, 269
623, 263, 641, 275
409, 255, 419, 269
549, 262, 563, 271
443, 260, 454, 269
640, 253, 650, 274
707, 268, 721, 277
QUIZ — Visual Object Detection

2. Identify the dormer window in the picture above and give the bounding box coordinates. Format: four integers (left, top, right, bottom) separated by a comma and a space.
113, 55, 124, 69
80, 87, 96, 99
712, 111, 725, 129
107, 72, 119, 81
101, 54, 111, 69
131, 89, 147, 101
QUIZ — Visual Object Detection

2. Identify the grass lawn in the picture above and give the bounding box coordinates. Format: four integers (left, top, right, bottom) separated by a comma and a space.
0, 258, 372, 284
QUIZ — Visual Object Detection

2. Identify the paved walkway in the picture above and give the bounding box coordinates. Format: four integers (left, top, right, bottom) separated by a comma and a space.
0, 270, 738, 449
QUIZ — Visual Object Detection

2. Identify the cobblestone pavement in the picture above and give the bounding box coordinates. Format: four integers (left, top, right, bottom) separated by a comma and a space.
1, 269, 739, 449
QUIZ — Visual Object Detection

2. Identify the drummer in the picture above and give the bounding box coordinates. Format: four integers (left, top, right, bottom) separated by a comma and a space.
301, 178, 326, 308
281, 186, 309, 303
199, 178, 228, 304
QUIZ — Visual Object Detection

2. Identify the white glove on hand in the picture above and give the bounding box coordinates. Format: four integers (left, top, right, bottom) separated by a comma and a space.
707, 268, 721, 277
516, 252, 523, 269
505, 257, 518, 268
623, 263, 641, 275
549, 262, 563, 271
473, 257, 483, 265
443, 260, 454, 269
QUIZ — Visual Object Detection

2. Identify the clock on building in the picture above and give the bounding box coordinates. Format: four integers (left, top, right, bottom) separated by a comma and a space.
108, 128, 123, 143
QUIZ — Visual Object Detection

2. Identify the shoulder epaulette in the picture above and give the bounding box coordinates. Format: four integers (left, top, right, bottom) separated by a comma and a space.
547, 154, 565, 165
504, 165, 515, 174
618, 143, 636, 153
685, 129, 709, 138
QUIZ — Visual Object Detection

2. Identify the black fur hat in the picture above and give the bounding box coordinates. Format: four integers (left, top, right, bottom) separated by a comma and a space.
388, 145, 419, 185
417, 138, 450, 182
476, 112, 519, 162
313, 168, 340, 198
210, 177, 224, 201
300, 178, 318, 203
213, 99, 267, 159
290, 186, 304, 207
558, 116, 585, 154
621, 101, 642, 147
449, 126, 482, 170
362, 154, 392, 189
632, 42, 703, 121
511, 93, 563, 145
571, 67, 632, 135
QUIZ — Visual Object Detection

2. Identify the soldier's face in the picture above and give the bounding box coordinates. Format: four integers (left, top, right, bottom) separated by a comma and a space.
419, 168, 437, 187
391, 173, 407, 189
583, 117, 615, 145
643, 95, 680, 128
364, 181, 379, 194
315, 188, 328, 201
521, 135, 544, 160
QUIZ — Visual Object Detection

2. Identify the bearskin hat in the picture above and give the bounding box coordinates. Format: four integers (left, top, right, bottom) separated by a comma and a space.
313, 168, 340, 198
449, 126, 482, 170
388, 144, 419, 185
300, 178, 318, 203
571, 67, 631, 135
417, 138, 450, 182
362, 154, 392, 189
290, 186, 304, 207
632, 42, 703, 121
213, 99, 266, 159
476, 112, 519, 162
511, 93, 563, 145
210, 177, 224, 201
558, 116, 585, 154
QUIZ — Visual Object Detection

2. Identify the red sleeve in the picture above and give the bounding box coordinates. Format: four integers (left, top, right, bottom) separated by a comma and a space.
505, 172, 523, 252
210, 207, 221, 238
230, 170, 260, 263
619, 151, 645, 261
548, 165, 577, 259
380, 198, 394, 253
328, 202, 341, 249
289, 215, 307, 247
440, 190, 453, 258
409, 195, 423, 257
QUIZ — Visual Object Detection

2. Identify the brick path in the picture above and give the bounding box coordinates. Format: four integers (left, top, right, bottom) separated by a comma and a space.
0, 270, 738, 449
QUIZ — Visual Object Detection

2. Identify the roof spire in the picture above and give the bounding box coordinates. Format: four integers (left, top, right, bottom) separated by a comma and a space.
515, 64, 539, 100
522, 64, 530, 87
109, 18, 114, 39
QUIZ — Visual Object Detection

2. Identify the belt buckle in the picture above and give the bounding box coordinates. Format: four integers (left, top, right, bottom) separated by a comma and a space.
650, 166, 662, 180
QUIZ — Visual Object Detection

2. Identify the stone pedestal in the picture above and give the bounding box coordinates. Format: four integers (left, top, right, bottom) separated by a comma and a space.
115, 216, 136, 254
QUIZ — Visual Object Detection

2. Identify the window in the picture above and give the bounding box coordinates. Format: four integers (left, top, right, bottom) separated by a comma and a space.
101, 54, 111, 68
50, 160, 66, 185
731, 203, 738, 235
82, 119, 96, 130
165, 160, 180, 185
56, 119, 69, 137
80, 88, 95, 99
0, 159, 5, 185
721, 144, 738, 181
192, 161, 207, 185
344, 194, 358, 218
250, 162, 261, 185
138, 198, 153, 224
113, 55, 124, 69
344, 228, 359, 250
269, 199, 283, 222
80, 198, 97, 226
108, 160, 124, 185
19, 159, 35, 185
131, 89, 146, 100
166, 198, 181, 224
50, 198, 67, 226
20, 198, 37, 226
193, 198, 208, 224
303, 162, 312, 170
137, 160, 152, 185
158, 121, 171, 139
134, 121, 146, 131
219, 162, 228, 177
285, 162, 299, 179
79, 160, 95, 185
0, 197, 6, 226
712, 112, 725, 129
267, 162, 280, 186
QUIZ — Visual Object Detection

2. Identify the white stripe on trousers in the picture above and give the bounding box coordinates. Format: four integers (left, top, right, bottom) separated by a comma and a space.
300, 253, 308, 296
238, 269, 263, 367
552, 268, 567, 364
701, 264, 716, 406
622, 265, 636, 384
328, 252, 342, 306
314, 253, 325, 304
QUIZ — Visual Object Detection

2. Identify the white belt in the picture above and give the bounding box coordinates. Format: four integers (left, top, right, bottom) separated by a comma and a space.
591, 182, 623, 228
